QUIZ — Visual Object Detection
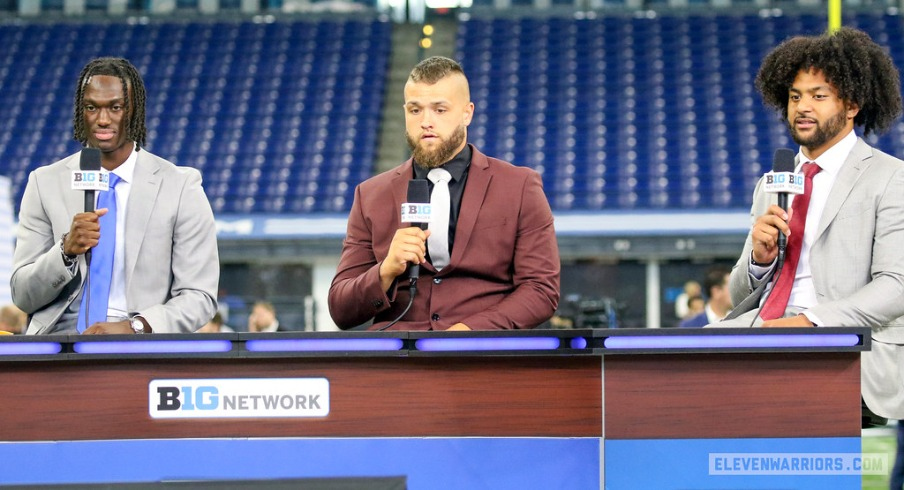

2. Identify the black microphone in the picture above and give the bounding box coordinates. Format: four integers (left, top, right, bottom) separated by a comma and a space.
377, 179, 430, 331
405, 179, 430, 283
722, 149, 799, 326
766, 148, 798, 263
77, 148, 103, 264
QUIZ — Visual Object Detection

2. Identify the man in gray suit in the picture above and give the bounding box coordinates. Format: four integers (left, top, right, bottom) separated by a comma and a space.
11, 57, 218, 335
715, 28, 904, 420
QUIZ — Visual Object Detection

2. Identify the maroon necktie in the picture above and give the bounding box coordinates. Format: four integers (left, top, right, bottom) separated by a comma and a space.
760, 162, 822, 320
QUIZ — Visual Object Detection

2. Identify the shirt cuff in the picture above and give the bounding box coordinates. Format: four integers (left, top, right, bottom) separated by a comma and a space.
748, 253, 775, 281
802, 312, 822, 327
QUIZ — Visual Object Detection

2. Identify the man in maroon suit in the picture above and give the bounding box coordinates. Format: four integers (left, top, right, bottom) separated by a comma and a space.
329, 56, 560, 331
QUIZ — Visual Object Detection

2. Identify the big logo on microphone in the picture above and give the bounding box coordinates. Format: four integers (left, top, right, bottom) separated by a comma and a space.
763, 171, 805, 195
71, 170, 110, 191
400, 202, 433, 223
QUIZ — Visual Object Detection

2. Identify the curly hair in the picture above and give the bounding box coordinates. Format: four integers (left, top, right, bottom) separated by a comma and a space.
73, 57, 147, 150
755, 27, 902, 137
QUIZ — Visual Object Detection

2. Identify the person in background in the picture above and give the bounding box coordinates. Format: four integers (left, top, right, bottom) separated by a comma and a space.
0, 304, 27, 334
247, 301, 281, 332
679, 266, 731, 328
674, 280, 702, 320
197, 311, 234, 333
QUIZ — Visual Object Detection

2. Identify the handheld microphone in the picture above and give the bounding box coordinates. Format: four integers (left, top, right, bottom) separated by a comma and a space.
72, 148, 105, 264
378, 180, 431, 332
763, 148, 801, 263
401, 179, 431, 283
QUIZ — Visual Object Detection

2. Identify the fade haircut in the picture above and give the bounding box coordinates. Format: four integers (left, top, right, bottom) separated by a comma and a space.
755, 27, 902, 137
73, 57, 147, 150
408, 56, 467, 85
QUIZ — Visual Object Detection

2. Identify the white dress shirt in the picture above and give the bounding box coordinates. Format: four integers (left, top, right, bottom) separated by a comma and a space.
750, 129, 857, 325
104, 146, 138, 320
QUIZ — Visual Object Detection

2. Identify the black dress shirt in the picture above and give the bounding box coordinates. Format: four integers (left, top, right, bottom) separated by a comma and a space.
413, 144, 472, 256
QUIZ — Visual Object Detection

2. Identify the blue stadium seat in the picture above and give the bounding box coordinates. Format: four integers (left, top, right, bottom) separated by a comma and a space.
0, 18, 390, 216
455, 12, 904, 210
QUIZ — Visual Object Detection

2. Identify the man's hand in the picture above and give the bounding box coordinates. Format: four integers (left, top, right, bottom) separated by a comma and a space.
65, 209, 109, 256
379, 227, 431, 291
446, 323, 471, 331
751, 204, 793, 265
83, 320, 134, 334
761, 314, 814, 328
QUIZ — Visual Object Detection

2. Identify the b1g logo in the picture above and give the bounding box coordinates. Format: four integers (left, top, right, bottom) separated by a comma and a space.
73, 171, 109, 183
148, 378, 330, 419
766, 173, 804, 185
400, 202, 433, 223
156, 385, 218, 411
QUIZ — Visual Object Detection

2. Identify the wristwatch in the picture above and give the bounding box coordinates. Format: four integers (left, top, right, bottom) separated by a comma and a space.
130, 317, 147, 334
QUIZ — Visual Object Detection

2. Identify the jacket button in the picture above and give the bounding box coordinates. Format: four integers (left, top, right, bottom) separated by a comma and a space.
431, 313, 440, 322
433, 278, 442, 284
372, 300, 384, 308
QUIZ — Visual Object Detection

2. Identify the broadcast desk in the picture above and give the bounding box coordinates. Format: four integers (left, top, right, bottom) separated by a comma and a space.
0, 327, 869, 489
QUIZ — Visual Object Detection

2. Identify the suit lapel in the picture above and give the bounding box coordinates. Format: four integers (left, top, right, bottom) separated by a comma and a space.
64, 154, 84, 222
815, 138, 871, 241
65, 153, 88, 277
392, 161, 411, 223
125, 151, 161, 282
450, 146, 491, 268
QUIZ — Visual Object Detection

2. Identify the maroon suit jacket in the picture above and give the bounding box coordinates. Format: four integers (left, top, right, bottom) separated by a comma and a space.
328, 146, 560, 330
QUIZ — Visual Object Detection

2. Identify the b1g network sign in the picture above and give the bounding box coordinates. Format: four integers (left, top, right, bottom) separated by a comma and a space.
148, 378, 329, 419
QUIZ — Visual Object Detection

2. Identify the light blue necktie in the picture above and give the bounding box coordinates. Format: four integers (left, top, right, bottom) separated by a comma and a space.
77, 173, 120, 332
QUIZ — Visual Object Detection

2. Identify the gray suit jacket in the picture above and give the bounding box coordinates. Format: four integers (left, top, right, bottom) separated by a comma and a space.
11, 149, 219, 334
726, 138, 904, 418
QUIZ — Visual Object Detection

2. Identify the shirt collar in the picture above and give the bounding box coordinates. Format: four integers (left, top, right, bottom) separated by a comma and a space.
413, 144, 472, 182
796, 129, 857, 176
107, 143, 138, 184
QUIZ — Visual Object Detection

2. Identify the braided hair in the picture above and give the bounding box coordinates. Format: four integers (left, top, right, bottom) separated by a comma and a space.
755, 27, 902, 137
73, 57, 147, 149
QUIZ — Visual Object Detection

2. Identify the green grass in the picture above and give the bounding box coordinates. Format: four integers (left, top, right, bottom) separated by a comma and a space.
863, 426, 897, 490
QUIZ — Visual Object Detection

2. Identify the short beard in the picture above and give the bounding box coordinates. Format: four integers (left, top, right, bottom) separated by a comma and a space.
407, 125, 467, 169
789, 110, 847, 152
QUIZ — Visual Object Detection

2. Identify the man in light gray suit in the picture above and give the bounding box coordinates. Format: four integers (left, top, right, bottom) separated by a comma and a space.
714, 28, 904, 421
11, 57, 218, 335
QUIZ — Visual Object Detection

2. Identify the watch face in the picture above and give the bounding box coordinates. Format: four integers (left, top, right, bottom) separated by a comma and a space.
131, 319, 144, 333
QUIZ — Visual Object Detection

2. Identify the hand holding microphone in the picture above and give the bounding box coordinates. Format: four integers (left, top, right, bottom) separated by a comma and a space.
754, 149, 804, 268
67, 148, 108, 263
378, 179, 433, 292
64, 209, 110, 257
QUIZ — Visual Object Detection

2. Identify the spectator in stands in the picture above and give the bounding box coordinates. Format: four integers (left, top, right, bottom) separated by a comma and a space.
197, 311, 234, 333
329, 56, 559, 330
674, 280, 702, 320
0, 304, 27, 334
10, 57, 219, 335
679, 266, 731, 328
247, 301, 282, 332
712, 28, 904, 422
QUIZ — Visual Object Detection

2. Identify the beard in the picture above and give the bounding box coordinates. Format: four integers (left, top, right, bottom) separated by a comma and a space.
788, 110, 847, 152
407, 124, 467, 169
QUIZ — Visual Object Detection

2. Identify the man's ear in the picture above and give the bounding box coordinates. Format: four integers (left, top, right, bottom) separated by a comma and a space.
846, 101, 860, 120
463, 102, 474, 127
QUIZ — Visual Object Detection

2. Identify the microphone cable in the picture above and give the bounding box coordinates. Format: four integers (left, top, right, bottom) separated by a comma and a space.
747, 262, 783, 328
377, 271, 419, 331
81, 252, 93, 332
